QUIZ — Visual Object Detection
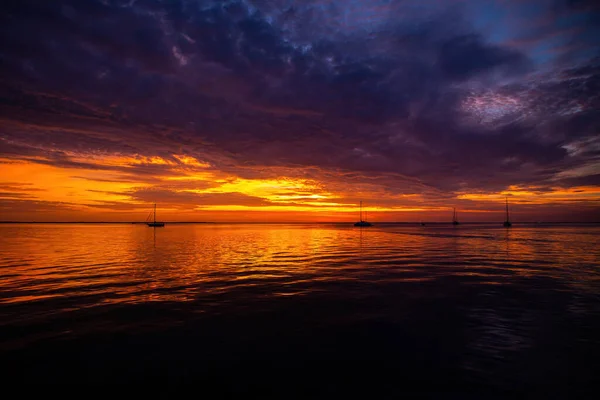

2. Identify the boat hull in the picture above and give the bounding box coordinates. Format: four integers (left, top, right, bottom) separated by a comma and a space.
147, 222, 165, 227
354, 221, 373, 227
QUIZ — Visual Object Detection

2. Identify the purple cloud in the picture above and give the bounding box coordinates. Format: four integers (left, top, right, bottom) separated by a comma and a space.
0, 0, 598, 220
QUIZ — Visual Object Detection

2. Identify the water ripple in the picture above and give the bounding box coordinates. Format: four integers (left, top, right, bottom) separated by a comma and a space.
1, 223, 599, 388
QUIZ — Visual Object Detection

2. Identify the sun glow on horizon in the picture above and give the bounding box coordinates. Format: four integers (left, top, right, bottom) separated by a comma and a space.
457, 185, 600, 204
1, 156, 599, 222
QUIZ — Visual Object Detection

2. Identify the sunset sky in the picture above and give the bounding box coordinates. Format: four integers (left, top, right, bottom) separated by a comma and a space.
1, 0, 599, 222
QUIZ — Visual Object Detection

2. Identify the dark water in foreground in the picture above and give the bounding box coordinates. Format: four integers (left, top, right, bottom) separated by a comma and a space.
1, 223, 599, 394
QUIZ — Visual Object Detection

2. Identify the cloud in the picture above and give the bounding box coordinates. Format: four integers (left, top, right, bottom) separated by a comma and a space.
0, 198, 80, 213
130, 188, 271, 207
0, 0, 599, 220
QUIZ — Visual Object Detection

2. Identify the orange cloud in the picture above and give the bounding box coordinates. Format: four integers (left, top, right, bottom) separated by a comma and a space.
1, 156, 599, 222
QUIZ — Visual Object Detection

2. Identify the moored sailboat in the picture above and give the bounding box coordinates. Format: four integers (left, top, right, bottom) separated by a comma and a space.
354, 201, 373, 227
452, 207, 460, 225
147, 203, 165, 227
503, 196, 512, 227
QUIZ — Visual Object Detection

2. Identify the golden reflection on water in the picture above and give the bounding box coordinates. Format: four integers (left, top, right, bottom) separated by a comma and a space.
0, 223, 599, 309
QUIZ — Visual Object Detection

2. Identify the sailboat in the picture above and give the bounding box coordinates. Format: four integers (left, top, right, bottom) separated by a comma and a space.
147, 203, 165, 227
503, 196, 512, 227
354, 201, 373, 227
452, 207, 460, 225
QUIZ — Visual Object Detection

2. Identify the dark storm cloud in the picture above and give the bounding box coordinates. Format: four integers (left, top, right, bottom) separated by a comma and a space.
1, 0, 599, 198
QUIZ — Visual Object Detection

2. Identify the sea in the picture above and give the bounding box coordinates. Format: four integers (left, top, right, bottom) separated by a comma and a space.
1, 223, 599, 395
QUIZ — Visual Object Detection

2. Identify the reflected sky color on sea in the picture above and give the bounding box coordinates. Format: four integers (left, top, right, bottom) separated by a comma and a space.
1, 223, 599, 391
2, 223, 598, 308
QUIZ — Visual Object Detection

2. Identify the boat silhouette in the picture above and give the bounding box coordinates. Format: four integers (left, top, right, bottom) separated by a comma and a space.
503, 196, 512, 227
147, 203, 165, 227
354, 201, 373, 227
452, 207, 460, 225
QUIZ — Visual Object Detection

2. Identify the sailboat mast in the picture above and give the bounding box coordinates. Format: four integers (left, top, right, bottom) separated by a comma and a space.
360, 201, 363, 221
453, 207, 456, 222
505, 197, 509, 221
154, 203, 156, 224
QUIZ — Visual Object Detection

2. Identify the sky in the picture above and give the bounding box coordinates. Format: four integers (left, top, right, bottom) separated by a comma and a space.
0, 0, 599, 222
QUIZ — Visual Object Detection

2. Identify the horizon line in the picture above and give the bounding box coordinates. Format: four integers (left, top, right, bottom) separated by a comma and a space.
0, 221, 598, 225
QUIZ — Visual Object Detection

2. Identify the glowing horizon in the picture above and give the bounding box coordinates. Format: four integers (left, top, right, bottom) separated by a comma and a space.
1, 155, 598, 223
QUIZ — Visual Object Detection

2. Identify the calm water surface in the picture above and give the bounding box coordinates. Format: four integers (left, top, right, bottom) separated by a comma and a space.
1, 223, 599, 393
